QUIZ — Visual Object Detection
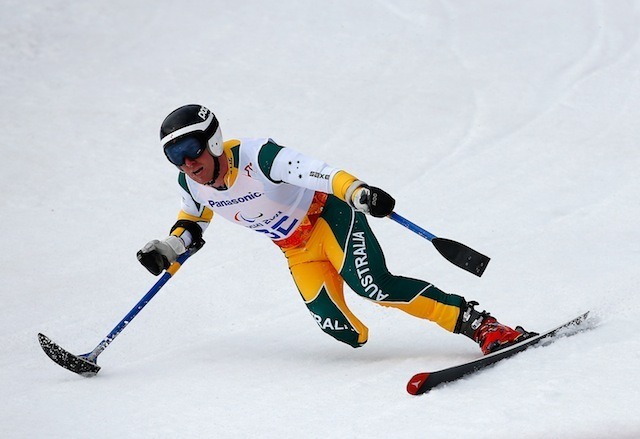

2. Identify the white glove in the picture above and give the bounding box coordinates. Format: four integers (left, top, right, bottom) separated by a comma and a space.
137, 236, 186, 275
351, 185, 372, 214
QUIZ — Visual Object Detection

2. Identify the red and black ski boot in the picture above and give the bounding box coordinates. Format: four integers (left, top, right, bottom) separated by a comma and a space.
455, 300, 537, 354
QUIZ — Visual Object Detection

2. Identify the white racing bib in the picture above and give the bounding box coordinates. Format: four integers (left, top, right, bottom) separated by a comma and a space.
179, 138, 338, 241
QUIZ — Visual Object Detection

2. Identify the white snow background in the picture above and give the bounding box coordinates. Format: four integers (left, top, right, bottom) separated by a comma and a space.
2, 1, 640, 438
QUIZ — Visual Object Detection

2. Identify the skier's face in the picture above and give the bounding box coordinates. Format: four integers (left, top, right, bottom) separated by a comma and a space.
181, 149, 227, 186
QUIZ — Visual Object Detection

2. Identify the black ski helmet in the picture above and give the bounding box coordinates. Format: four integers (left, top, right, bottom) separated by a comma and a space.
160, 104, 224, 157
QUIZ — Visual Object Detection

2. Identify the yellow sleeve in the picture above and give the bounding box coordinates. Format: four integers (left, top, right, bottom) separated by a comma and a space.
170, 207, 214, 239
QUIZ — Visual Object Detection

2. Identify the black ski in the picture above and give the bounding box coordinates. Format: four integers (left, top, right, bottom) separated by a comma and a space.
407, 311, 591, 395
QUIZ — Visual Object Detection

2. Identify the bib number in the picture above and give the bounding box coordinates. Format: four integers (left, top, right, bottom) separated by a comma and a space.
255, 215, 299, 240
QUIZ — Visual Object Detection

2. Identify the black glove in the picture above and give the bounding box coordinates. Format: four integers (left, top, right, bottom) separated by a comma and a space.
351, 185, 396, 218
136, 236, 184, 275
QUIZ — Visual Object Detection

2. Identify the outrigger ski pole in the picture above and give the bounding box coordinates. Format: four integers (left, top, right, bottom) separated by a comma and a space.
38, 250, 193, 377
388, 212, 490, 277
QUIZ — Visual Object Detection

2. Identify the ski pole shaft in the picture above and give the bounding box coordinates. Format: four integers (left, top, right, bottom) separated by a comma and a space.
84, 250, 192, 362
388, 212, 437, 241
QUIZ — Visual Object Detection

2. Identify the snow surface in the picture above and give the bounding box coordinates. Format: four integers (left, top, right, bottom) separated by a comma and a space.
2, 1, 640, 438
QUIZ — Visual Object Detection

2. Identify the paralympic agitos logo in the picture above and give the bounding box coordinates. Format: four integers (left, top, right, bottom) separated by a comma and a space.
233, 211, 264, 223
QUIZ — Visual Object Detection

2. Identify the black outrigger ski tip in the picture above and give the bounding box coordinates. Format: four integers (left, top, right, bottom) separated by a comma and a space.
37, 333, 100, 377
431, 238, 490, 277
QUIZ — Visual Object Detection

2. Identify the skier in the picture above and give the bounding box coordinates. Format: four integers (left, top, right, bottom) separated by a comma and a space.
137, 104, 535, 355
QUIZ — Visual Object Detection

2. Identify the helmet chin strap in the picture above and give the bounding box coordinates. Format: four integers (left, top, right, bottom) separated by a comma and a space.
204, 155, 226, 189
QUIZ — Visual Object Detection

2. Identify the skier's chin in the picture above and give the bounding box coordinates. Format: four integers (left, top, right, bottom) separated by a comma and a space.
190, 167, 211, 184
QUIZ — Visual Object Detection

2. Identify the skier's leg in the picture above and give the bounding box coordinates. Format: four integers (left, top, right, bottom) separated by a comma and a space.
285, 245, 368, 348
285, 195, 530, 354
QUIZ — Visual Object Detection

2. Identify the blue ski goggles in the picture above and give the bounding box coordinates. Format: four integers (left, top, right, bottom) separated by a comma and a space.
163, 136, 206, 167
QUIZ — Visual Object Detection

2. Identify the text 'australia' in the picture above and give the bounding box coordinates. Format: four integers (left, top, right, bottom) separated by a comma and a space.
351, 231, 389, 301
